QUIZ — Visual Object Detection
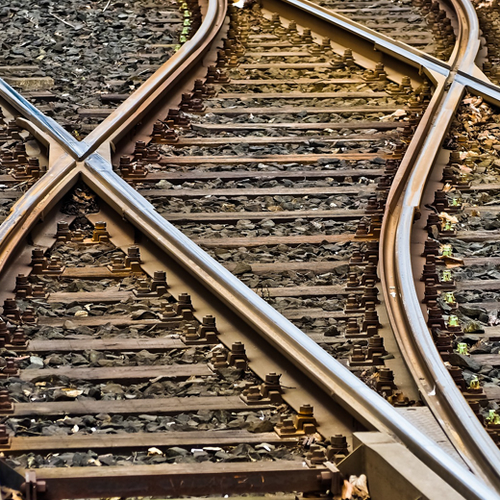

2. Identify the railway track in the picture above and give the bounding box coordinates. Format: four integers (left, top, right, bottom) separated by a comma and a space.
0, 0, 498, 498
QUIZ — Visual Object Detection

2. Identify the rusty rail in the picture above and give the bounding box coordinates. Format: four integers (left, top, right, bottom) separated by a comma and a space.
0, 0, 497, 497
380, 0, 500, 490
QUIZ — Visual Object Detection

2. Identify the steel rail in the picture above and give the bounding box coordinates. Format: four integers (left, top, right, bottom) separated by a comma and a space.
81, 151, 496, 500
0, 156, 78, 271
379, 0, 500, 488
0, 80, 87, 158
269, 0, 451, 76
0, 0, 496, 497
80, 0, 226, 158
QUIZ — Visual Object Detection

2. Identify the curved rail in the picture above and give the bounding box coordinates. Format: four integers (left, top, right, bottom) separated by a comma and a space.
0, 0, 496, 496
272, 0, 451, 76
0, 80, 87, 158
81, 0, 227, 158
380, 0, 500, 489
81, 152, 497, 500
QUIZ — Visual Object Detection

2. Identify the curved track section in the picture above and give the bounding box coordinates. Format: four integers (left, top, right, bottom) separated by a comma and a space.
381, 0, 500, 490
0, 0, 497, 498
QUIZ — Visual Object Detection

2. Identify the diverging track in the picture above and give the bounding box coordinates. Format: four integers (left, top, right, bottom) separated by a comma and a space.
0, 0, 497, 498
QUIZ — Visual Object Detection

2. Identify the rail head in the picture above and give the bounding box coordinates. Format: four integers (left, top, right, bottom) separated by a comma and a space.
0, 0, 493, 496
378, 0, 500, 488
80, 0, 227, 158
271, 0, 451, 76
0, 80, 87, 159
82, 151, 497, 500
